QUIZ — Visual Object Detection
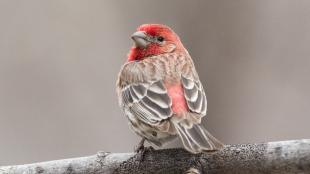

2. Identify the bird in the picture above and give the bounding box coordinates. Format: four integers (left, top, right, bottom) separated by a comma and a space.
116, 24, 224, 154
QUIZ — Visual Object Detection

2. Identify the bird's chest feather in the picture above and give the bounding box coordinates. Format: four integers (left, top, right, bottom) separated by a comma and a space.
150, 54, 189, 115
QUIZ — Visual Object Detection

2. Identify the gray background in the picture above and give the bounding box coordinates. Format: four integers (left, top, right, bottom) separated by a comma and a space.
1, 0, 310, 165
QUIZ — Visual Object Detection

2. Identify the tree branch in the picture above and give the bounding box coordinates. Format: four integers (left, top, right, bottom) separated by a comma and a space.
1, 139, 310, 174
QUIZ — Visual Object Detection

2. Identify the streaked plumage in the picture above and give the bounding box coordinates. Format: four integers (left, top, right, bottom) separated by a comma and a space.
117, 24, 223, 153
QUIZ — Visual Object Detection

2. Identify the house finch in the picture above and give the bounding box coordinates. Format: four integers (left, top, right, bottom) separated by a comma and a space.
116, 24, 223, 154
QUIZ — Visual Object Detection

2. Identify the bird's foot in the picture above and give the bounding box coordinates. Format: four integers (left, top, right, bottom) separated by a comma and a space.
134, 138, 146, 153
135, 146, 155, 163
134, 138, 155, 162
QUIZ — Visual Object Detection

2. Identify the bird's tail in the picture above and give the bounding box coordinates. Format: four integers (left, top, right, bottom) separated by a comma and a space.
173, 121, 224, 153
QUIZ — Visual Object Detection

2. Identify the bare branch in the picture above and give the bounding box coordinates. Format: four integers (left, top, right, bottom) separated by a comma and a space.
1, 139, 310, 174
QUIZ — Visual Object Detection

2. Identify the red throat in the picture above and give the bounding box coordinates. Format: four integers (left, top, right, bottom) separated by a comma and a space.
128, 45, 162, 61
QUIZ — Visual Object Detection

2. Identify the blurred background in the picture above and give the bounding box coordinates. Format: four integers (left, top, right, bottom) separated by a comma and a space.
1, 0, 310, 165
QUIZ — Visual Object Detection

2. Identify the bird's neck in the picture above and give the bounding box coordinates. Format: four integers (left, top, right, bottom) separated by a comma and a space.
127, 44, 186, 62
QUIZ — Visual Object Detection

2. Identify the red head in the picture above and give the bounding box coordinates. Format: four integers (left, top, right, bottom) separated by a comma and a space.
128, 24, 186, 61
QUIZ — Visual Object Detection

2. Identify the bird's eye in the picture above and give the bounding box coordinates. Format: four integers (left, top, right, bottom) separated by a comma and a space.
157, 36, 164, 42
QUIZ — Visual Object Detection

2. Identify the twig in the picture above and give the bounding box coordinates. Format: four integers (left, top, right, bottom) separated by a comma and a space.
1, 139, 310, 174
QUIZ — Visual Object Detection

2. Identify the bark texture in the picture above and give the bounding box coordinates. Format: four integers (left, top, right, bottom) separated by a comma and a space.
1, 139, 310, 174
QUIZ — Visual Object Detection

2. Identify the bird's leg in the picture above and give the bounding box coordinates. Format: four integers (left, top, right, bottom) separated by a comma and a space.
135, 138, 155, 152
134, 138, 146, 153
134, 138, 155, 162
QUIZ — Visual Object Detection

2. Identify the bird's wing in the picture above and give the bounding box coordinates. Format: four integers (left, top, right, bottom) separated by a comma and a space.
180, 55, 207, 116
117, 61, 173, 126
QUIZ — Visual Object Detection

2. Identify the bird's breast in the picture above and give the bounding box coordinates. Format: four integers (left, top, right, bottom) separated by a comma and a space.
148, 53, 189, 115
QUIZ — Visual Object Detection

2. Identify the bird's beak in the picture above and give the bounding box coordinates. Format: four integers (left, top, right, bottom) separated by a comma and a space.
131, 31, 149, 49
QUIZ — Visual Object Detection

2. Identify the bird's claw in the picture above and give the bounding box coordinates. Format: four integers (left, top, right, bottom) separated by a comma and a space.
134, 138, 145, 153
134, 138, 155, 162
135, 146, 154, 163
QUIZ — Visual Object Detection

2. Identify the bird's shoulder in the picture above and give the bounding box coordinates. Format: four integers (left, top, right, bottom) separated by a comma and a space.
117, 53, 198, 88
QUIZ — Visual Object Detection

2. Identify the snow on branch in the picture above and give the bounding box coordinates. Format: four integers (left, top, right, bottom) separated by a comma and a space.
1, 139, 310, 174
